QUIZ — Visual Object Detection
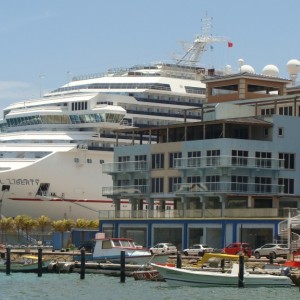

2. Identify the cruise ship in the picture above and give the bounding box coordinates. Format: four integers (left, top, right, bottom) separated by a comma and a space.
0, 18, 231, 220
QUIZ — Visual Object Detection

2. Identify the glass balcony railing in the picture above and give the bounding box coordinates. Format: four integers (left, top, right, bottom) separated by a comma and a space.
174, 182, 284, 195
102, 185, 149, 197
102, 161, 149, 174
98, 208, 281, 219
102, 180, 284, 198
174, 156, 284, 170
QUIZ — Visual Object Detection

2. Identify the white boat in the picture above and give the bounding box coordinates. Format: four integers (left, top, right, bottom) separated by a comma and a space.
0, 254, 52, 273
0, 17, 229, 220
151, 253, 293, 287
92, 232, 169, 265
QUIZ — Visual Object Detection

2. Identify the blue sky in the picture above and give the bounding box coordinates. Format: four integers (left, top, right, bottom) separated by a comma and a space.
0, 0, 299, 113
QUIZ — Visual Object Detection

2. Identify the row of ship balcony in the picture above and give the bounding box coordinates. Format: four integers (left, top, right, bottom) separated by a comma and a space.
102, 182, 284, 197
98, 207, 295, 220
102, 156, 284, 174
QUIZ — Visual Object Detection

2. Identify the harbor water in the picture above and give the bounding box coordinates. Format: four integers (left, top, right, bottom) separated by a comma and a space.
0, 272, 299, 300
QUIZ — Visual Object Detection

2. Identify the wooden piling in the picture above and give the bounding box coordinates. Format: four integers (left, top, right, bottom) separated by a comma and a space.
238, 255, 245, 288
176, 252, 182, 268
6, 247, 11, 275
37, 248, 43, 277
269, 252, 274, 264
120, 250, 126, 283
80, 248, 86, 279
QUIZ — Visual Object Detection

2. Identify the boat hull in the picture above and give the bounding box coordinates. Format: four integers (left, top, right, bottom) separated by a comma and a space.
151, 263, 292, 287
92, 253, 169, 265
133, 269, 165, 281
0, 149, 118, 220
0, 260, 52, 272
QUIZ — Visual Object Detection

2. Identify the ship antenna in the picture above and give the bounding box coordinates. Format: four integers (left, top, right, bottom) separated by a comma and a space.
175, 14, 230, 67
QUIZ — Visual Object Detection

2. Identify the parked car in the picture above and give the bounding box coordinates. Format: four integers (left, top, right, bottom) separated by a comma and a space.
77, 240, 96, 252
223, 242, 252, 257
149, 243, 177, 255
183, 244, 214, 256
253, 243, 289, 259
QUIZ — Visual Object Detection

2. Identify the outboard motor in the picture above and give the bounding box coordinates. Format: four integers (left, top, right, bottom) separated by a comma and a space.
281, 267, 291, 277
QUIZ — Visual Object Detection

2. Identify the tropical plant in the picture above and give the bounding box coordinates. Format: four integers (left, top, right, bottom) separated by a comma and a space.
0, 217, 15, 244
51, 219, 75, 248
14, 215, 30, 243
74, 218, 99, 242
23, 217, 37, 245
36, 215, 51, 243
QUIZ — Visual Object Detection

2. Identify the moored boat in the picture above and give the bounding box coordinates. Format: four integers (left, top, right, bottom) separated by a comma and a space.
0, 254, 52, 272
151, 253, 293, 287
92, 232, 169, 265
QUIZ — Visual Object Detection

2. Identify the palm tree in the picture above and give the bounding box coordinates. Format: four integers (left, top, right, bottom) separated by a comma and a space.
23, 217, 37, 245
74, 218, 94, 242
14, 215, 37, 245
36, 215, 51, 244
14, 215, 30, 243
88, 220, 100, 229
0, 217, 15, 244
51, 219, 75, 248
75, 219, 99, 242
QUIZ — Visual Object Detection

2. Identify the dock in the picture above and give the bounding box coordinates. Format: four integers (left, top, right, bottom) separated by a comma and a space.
2, 248, 300, 286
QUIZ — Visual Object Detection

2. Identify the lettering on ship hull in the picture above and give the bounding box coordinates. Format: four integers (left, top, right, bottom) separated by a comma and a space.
0, 179, 39, 185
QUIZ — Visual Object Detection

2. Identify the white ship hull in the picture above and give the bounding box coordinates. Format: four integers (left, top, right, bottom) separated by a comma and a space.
0, 145, 126, 220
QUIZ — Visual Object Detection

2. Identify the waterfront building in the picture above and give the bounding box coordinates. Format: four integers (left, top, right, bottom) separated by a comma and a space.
99, 71, 300, 250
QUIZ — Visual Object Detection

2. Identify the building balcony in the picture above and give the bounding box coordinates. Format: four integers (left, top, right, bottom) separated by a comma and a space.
102, 185, 149, 197
174, 182, 284, 195
174, 155, 284, 171
102, 161, 149, 174
98, 207, 290, 220
102, 180, 284, 199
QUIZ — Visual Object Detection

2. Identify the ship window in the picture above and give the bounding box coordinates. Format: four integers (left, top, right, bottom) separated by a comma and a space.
36, 183, 50, 196
102, 240, 112, 249
100, 160, 104, 164
87, 158, 92, 163
113, 240, 121, 247
74, 158, 79, 163
2, 185, 10, 191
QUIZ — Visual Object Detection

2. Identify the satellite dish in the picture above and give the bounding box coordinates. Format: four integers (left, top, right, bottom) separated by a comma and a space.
286, 59, 300, 84
262, 65, 279, 77
240, 64, 255, 74
238, 59, 244, 66
225, 65, 232, 74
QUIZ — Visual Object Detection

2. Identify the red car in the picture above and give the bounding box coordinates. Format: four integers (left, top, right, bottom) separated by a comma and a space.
223, 242, 252, 257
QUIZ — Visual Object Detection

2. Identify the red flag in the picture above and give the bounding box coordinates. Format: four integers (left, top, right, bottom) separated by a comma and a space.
228, 41, 233, 48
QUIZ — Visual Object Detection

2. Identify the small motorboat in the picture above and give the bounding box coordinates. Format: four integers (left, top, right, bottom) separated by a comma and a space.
0, 254, 52, 272
92, 232, 169, 265
151, 253, 293, 288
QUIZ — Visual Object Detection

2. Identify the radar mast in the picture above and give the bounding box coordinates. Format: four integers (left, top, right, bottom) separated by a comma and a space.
175, 15, 230, 67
